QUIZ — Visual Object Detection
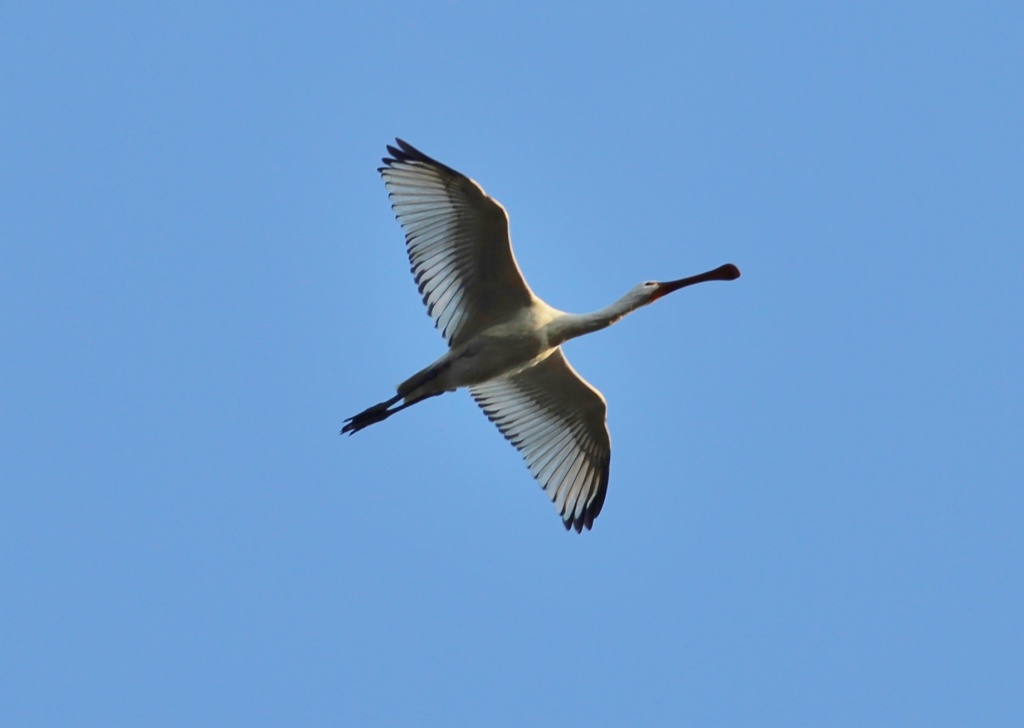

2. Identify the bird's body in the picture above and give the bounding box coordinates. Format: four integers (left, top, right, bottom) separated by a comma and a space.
400, 299, 561, 397
343, 139, 740, 531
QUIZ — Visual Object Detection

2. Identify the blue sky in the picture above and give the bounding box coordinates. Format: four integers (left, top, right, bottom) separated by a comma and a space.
3, 2, 1022, 725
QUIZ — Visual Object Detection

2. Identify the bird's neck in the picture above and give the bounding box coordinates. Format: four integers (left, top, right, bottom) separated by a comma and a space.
546, 294, 641, 347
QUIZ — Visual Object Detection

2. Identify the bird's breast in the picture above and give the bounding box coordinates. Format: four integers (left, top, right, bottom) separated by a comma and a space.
444, 326, 552, 389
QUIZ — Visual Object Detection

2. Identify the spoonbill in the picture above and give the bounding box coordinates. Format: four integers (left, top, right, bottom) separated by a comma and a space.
343, 139, 740, 532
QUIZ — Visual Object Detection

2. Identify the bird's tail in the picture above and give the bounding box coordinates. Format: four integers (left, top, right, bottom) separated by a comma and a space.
340, 391, 440, 435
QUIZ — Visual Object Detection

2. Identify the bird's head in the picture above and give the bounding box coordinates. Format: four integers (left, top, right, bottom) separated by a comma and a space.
628, 263, 741, 308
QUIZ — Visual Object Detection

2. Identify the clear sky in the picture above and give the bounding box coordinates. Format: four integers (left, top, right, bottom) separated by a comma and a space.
3, 2, 1022, 726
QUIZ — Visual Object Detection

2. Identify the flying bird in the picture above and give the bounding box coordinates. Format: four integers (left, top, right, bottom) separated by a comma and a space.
343, 139, 740, 532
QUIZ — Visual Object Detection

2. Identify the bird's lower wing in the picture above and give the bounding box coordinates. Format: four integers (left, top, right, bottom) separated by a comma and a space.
470, 349, 610, 532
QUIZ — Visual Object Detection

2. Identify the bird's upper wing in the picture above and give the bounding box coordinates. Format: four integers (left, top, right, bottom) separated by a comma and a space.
470, 349, 610, 532
380, 139, 536, 347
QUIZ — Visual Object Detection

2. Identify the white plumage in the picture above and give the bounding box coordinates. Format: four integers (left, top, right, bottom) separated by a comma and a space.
343, 139, 740, 531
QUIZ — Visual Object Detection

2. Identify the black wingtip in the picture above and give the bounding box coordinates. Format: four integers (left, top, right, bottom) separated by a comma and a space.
379, 138, 464, 178
560, 466, 608, 533
563, 510, 597, 533
382, 138, 427, 167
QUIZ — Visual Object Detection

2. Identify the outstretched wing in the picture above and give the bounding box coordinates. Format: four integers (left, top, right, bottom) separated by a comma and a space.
380, 139, 536, 347
470, 349, 611, 532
